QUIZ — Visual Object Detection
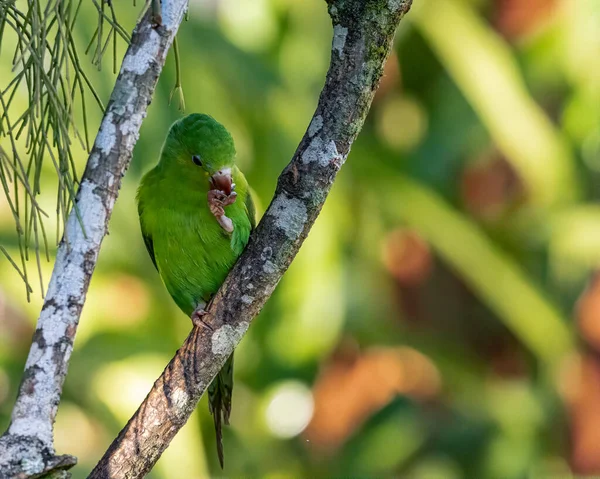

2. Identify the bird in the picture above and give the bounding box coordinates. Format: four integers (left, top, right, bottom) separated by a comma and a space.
136, 113, 255, 467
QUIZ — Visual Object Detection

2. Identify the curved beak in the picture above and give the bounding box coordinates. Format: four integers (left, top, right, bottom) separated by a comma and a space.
209, 168, 234, 195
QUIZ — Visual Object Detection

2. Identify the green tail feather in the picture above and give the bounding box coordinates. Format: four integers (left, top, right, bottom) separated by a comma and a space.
208, 353, 234, 468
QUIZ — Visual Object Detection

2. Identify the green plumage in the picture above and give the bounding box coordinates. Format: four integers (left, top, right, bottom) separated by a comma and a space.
137, 114, 255, 468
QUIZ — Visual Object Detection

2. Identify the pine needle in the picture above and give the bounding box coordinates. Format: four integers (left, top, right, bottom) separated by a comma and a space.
0, 0, 134, 298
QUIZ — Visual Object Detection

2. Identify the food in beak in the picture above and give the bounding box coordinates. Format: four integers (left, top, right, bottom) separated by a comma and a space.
210, 171, 233, 196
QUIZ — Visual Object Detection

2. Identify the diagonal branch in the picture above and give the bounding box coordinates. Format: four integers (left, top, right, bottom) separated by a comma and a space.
0, 2, 188, 478
88, 1, 412, 477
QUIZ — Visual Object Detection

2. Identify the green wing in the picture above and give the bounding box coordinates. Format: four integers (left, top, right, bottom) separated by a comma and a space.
138, 201, 158, 269
245, 189, 257, 230
142, 231, 157, 269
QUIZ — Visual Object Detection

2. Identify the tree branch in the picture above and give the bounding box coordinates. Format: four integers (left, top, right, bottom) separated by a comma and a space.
0, 2, 188, 478
88, 1, 412, 477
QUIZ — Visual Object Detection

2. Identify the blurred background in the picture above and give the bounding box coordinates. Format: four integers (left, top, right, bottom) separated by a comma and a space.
1, 0, 600, 477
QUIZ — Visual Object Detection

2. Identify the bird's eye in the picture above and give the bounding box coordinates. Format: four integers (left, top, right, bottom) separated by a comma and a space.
192, 155, 203, 167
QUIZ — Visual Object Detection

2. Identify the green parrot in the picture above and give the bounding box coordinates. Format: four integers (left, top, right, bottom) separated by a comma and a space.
136, 113, 255, 467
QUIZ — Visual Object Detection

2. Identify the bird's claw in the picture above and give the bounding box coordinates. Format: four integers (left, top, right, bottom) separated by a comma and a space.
222, 191, 237, 206
191, 307, 213, 331
208, 189, 236, 234
209, 202, 225, 218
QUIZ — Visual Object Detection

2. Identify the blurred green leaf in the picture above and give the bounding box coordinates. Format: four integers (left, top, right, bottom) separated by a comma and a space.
413, 0, 580, 207
389, 175, 574, 365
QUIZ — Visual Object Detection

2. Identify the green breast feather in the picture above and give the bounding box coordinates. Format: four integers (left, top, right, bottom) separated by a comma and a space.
137, 166, 254, 315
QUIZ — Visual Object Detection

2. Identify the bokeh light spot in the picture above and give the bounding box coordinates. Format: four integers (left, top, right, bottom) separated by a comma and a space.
265, 381, 314, 439
54, 402, 108, 463
92, 354, 170, 422
219, 0, 277, 51
376, 94, 428, 152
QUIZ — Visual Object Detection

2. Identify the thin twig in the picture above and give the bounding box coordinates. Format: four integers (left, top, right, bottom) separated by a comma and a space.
169, 36, 185, 111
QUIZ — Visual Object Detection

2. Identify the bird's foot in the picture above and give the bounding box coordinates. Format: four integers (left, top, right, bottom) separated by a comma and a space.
208, 189, 236, 234
191, 306, 214, 331
208, 190, 225, 216
221, 191, 237, 207
216, 215, 234, 233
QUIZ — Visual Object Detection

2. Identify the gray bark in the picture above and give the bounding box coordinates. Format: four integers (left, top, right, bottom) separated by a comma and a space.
0, 2, 188, 478
88, 1, 412, 478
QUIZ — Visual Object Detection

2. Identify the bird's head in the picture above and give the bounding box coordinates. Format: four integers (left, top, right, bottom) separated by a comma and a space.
163, 113, 236, 195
